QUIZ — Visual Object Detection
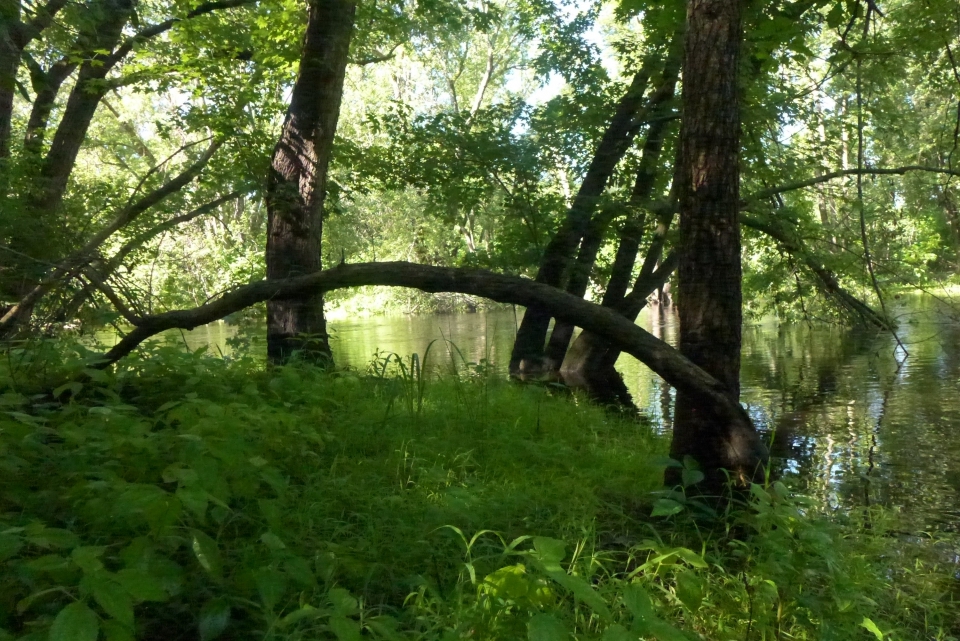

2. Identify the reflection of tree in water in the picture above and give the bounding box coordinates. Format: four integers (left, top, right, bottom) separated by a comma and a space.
733, 295, 960, 532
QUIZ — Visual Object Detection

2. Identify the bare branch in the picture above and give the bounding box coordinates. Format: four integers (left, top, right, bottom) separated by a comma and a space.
350, 43, 402, 66
82, 268, 142, 325
748, 165, 960, 202
0, 140, 222, 334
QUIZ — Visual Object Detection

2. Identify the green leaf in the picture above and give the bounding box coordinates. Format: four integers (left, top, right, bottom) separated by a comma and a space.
52, 381, 83, 399
190, 530, 223, 578
328, 615, 362, 641
284, 556, 317, 587
86, 574, 134, 626
532, 537, 566, 571
651, 499, 684, 517
674, 571, 703, 611
102, 620, 135, 641
0, 534, 23, 561
25, 554, 70, 573
115, 568, 167, 602
328, 587, 358, 616
672, 548, 708, 569
255, 567, 286, 611
681, 468, 704, 487
49, 602, 99, 641
365, 615, 402, 641
825, 2, 846, 28
645, 620, 690, 641
544, 570, 612, 621
71, 547, 106, 574
861, 617, 884, 640
176, 487, 209, 520
602, 624, 634, 641
199, 598, 230, 641
622, 585, 688, 641
260, 531, 286, 550
622, 584, 655, 622
527, 613, 569, 641
27, 528, 79, 550
279, 604, 324, 627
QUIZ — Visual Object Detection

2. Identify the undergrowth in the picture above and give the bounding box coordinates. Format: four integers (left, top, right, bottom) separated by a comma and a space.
0, 341, 956, 640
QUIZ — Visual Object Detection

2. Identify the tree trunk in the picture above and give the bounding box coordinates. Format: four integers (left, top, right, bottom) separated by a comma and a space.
544, 55, 681, 370
671, 0, 764, 485
509, 63, 655, 376
265, 0, 356, 364
32, 0, 135, 217
0, 0, 21, 161
562, 249, 677, 369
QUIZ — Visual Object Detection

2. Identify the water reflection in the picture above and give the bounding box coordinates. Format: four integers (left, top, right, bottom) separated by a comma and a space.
124, 295, 960, 531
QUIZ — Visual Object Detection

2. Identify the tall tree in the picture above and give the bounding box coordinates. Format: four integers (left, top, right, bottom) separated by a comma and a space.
671, 0, 764, 483
265, 0, 356, 364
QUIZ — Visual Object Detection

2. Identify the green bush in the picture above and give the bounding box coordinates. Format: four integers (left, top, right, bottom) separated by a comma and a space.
0, 345, 956, 640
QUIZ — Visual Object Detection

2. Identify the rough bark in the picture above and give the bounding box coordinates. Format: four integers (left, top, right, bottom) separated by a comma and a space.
23, 56, 78, 155
509, 61, 656, 376
265, 0, 356, 364
544, 57, 681, 370
85, 261, 754, 440
672, 0, 765, 484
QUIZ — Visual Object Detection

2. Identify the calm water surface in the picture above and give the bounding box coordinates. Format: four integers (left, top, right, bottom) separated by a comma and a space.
123, 295, 960, 531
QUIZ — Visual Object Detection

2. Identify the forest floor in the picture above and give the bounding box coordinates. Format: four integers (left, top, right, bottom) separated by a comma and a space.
0, 343, 957, 640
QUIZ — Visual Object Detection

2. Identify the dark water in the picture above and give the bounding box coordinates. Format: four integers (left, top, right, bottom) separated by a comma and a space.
127, 295, 960, 532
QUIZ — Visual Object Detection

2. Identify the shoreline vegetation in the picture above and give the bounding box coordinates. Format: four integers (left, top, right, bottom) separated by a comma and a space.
1, 343, 956, 640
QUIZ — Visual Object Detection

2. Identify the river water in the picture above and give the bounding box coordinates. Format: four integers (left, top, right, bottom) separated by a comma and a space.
123, 295, 960, 532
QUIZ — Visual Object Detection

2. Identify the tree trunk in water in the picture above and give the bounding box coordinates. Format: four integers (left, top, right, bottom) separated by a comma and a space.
265, 0, 355, 364
510, 65, 654, 377
671, 0, 764, 485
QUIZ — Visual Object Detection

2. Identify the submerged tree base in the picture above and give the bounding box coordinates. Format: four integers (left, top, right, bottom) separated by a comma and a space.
0, 346, 955, 640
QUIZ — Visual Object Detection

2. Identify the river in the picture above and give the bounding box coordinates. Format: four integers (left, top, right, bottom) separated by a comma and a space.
110, 294, 960, 532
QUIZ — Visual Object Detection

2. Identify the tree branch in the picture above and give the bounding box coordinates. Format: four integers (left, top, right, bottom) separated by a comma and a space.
748, 165, 960, 202
82, 267, 142, 325
89, 262, 754, 433
0, 140, 222, 334
349, 43, 401, 66
105, 0, 258, 67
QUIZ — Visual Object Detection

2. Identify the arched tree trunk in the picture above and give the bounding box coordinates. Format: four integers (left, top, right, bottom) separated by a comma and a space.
265, 0, 356, 364
86, 261, 757, 442
671, 0, 764, 485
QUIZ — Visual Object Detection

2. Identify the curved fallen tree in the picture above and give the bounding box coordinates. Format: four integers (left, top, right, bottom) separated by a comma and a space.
95, 261, 765, 472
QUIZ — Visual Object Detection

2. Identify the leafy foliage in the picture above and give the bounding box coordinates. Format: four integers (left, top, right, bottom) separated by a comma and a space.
0, 346, 955, 640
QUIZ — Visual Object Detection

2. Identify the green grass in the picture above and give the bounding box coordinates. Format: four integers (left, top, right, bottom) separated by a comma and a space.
0, 342, 957, 641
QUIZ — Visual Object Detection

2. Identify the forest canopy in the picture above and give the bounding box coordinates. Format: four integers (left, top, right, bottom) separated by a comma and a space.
2, 0, 959, 333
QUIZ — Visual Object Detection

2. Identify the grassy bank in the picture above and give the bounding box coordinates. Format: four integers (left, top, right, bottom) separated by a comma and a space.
0, 344, 956, 640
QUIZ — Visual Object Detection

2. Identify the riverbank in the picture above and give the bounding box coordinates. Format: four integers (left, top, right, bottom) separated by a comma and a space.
0, 345, 956, 640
